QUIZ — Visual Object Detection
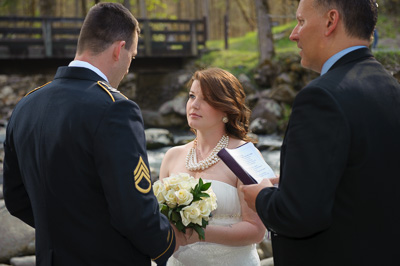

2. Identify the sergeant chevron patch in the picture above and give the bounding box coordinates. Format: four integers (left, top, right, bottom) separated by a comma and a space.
134, 156, 152, 193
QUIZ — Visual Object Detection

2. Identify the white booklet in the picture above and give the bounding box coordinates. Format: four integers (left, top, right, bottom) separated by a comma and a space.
217, 142, 276, 185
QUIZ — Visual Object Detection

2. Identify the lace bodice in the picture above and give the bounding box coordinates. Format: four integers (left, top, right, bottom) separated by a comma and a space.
167, 180, 260, 266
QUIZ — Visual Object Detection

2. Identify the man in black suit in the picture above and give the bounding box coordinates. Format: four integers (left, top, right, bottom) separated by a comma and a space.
242, 0, 400, 265
3, 3, 186, 265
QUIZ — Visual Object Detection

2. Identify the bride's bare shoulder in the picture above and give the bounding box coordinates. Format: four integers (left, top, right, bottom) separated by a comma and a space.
228, 137, 247, 148
164, 142, 193, 157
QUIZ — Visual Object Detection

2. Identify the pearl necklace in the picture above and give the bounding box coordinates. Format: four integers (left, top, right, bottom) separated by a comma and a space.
185, 135, 229, 171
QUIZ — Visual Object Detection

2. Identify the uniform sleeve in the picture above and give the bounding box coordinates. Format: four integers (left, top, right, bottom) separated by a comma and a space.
256, 86, 350, 238
3, 122, 35, 227
93, 99, 175, 264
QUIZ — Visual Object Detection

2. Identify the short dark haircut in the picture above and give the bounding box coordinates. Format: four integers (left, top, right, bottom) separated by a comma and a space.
77, 2, 140, 55
313, 0, 378, 40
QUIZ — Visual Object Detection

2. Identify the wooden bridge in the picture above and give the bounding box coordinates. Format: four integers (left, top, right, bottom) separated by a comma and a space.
0, 16, 207, 60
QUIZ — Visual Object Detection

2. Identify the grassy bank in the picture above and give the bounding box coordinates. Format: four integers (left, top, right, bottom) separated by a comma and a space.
196, 16, 400, 81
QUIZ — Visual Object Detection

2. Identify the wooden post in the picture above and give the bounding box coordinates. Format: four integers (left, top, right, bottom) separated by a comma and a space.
190, 21, 198, 56
224, 0, 229, 50
203, 16, 208, 44
42, 19, 52, 57
140, 0, 152, 56
202, 0, 210, 41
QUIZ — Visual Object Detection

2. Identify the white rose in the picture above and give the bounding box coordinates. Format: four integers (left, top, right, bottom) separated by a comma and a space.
175, 188, 193, 206
178, 180, 196, 191
205, 189, 218, 210
153, 180, 167, 204
180, 202, 202, 226
197, 199, 212, 219
164, 189, 177, 208
177, 172, 192, 180
163, 174, 181, 191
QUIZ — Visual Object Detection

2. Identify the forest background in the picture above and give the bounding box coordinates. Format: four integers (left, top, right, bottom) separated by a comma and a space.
1, 0, 399, 77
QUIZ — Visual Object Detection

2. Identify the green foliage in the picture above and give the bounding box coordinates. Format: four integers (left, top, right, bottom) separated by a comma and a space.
191, 178, 211, 202
272, 20, 297, 35
197, 20, 298, 77
376, 14, 400, 40
373, 50, 400, 72
197, 49, 259, 77
198, 16, 399, 76
147, 0, 167, 12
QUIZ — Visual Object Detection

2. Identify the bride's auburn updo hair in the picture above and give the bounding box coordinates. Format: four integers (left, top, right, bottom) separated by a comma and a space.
188, 67, 255, 143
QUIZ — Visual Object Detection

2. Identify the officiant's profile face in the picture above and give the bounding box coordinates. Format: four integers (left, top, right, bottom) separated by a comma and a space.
187, 80, 226, 131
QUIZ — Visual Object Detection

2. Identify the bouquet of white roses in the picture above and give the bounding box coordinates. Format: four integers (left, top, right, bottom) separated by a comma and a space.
153, 173, 217, 240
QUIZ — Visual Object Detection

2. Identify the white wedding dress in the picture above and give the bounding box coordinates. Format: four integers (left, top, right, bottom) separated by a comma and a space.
167, 180, 260, 266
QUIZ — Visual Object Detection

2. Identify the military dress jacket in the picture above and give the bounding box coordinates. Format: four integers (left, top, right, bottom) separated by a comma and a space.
256, 48, 400, 266
3, 66, 175, 265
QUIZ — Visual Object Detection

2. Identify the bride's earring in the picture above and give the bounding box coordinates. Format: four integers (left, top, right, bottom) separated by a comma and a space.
222, 117, 229, 123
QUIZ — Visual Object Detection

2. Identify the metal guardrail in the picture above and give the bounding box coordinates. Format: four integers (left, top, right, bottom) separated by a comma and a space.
0, 16, 207, 59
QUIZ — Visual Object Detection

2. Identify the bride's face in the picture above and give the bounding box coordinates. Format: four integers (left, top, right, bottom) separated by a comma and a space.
186, 80, 226, 131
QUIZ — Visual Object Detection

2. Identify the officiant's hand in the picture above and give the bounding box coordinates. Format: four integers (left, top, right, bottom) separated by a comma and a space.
240, 178, 274, 212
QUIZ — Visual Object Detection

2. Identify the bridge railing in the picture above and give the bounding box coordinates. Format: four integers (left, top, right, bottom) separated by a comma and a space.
0, 16, 207, 59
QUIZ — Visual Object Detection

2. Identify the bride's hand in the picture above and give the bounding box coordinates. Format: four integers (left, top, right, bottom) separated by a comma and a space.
171, 224, 188, 251
184, 228, 199, 245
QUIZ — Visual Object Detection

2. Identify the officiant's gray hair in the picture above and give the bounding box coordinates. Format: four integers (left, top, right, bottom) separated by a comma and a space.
77, 2, 140, 55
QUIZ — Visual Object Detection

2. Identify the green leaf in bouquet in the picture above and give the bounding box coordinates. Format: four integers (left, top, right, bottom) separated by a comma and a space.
192, 178, 205, 195
200, 182, 211, 191
198, 178, 204, 187
192, 192, 210, 202
197, 192, 210, 198
202, 218, 209, 227
191, 185, 200, 195
175, 220, 186, 233
160, 204, 168, 215
176, 206, 185, 212
192, 224, 206, 240
192, 195, 201, 202
171, 210, 181, 223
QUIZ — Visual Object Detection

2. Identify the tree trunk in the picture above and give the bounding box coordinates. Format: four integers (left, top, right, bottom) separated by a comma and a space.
123, 0, 131, 11
234, 0, 256, 31
80, 0, 87, 16
28, 0, 36, 17
202, 0, 210, 42
255, 0, 275, 63
39, 0, 54, 16
224, 0, 230, 49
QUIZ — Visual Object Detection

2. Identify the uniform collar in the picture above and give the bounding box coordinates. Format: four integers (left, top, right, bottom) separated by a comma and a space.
68, 60, 109, 82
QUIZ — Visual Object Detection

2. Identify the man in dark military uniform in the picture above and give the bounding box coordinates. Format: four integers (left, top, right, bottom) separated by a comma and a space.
3, 3, 185, 265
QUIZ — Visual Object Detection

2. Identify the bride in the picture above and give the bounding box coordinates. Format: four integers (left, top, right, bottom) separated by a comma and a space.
159, 68, 266, 266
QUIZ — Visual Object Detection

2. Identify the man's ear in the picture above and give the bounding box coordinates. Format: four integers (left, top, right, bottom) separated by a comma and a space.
112, 40, 126, 61
325, 9, 339, 36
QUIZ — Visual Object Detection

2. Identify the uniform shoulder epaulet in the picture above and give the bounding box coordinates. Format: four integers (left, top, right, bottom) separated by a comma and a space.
25, 81, 52, 97
97, 81, 128, 102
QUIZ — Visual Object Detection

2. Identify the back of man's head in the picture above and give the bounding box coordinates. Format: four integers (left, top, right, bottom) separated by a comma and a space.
77, 2, 139, 56
313, 0, 378, 41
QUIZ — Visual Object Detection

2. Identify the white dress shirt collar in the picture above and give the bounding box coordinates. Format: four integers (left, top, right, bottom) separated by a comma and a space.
320, 46, 367, 76
68, 60, 109, 82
